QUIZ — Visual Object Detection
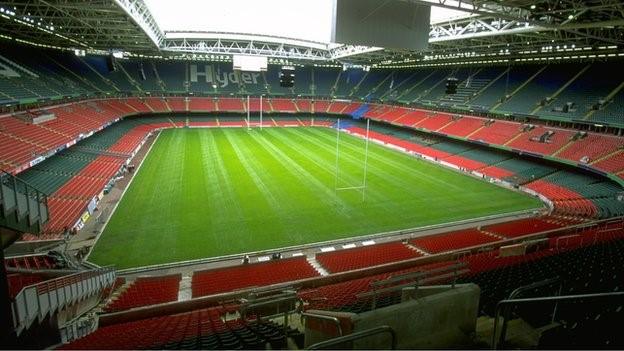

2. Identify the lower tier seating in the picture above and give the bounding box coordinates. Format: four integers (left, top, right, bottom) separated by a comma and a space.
481, 218, 564, 238
61, 306, 291, 350
191, 257, 319, 298
410, 229, 499, 254
104, 274, 181, 312
316, 242, 421, 273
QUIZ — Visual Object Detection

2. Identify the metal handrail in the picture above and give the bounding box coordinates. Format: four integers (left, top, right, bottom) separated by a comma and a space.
492, 291, 624, 349
370, 261, 466, 287
301, 312, 343, 337
357, 270, 470, 299
507, 277, 561, 300
306, 325, 396, 350
493, 277, 562, 348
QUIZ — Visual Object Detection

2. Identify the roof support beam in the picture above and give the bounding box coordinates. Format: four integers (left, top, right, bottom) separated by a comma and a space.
113, 0, 163, 48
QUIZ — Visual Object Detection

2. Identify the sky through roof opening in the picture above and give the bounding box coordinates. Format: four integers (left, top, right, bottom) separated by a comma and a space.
145, 0, 472, 44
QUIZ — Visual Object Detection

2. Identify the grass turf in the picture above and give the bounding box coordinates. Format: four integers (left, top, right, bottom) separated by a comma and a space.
89, 127, 542, 269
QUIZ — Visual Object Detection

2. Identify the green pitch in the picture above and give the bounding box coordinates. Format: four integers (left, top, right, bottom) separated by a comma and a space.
89, 127, 542, 269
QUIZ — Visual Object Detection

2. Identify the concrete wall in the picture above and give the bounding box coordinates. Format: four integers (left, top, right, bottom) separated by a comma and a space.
303, 283, 480, 349
352, 284, 480, 349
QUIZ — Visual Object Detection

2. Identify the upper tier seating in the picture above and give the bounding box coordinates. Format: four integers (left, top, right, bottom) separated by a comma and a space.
497, 64, 585, 114
535, 63, 624, 120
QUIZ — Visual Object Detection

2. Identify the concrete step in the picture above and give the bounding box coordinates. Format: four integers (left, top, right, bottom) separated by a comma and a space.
306, 256, 329, 276
405, 242, 430, 256
178, 274, 193, 302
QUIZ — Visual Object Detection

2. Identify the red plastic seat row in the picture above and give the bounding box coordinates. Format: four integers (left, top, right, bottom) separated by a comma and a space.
478, 165, 515, 178
0, 117, 69, 150
43, 197, 89, 234
507, 126, 574, 155
123, 98, 152, 113
415, 113, 454, 131
0, 132, 44, 166
295, 99, 312, 113
104, 274, 181, 312
103, 99, 138, 115
247, 97, 272, 112
558, 134, 622, 163
592, 151, 624, 173
167, 98, 187, 111
62, 306, 235, 349
482, 218, 563, 238
54, 175, 109, 200
327, 101, 350, 114
378, 107, 410, 122
342, 102, 362, 114
437, 116, 484, 137
107, 125, 153, 154
469, 121, 522, 145
363, 105, 393, 119
144, 98, 170, 112
271, 98, 298, 112
217, 98, 245, 111
191, 257, 318, 298
393, 110, 430, 126
5, 254, 57, 270
316, 241, 421, 273
78, 156, 124, 179
410, 229, 499, 254
442, 155, 488, 171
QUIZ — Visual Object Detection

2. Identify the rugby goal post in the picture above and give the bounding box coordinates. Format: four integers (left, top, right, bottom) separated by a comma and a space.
245, 95, 264, 131
334, 118, 371, 201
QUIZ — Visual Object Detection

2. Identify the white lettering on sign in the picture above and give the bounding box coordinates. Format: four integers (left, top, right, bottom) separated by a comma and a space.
189, 64, 260, 88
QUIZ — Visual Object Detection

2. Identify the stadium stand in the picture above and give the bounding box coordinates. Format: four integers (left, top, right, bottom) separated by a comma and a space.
103, 274, 182, 312
316, 242, 421, 273
3, 4, 624, 350
191, 257, 319, 297
410, 229, 499, 254
62, 306, 292, 350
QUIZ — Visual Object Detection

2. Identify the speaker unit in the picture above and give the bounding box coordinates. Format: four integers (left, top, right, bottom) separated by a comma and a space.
106, 54, 116, 72
445, 77, 458, 94
279, 66, 295, 88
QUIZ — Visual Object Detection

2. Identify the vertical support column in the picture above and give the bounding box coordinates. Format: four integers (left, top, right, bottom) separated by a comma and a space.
362, 118, 370, 202
0, 245, 16, 346
246, 95, 251, 130
333, 119, 341, 194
